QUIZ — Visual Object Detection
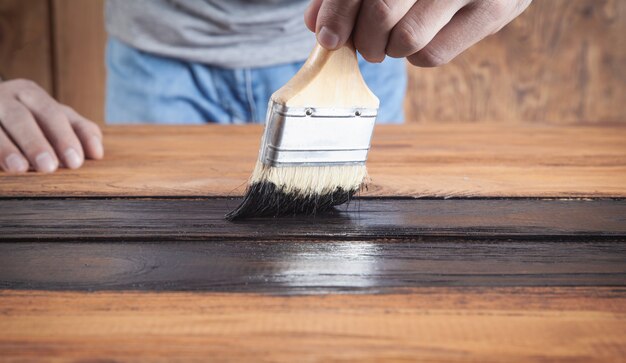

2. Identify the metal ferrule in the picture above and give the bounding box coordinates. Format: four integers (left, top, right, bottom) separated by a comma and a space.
259, 101, 378, 166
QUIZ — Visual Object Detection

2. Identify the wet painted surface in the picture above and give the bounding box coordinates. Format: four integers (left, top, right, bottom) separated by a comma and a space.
1, 241, 624, 292
1, 198, 625, 241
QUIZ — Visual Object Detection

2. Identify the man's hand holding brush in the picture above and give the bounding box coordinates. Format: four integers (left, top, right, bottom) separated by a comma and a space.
229, 0, 534, 219
305, 0, 532, 65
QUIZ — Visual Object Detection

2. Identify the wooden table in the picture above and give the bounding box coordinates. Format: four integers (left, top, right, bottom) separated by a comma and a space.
1, 124, 625, 362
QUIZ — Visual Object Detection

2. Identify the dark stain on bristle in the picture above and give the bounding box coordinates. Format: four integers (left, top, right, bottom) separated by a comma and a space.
226, 182, 356, 220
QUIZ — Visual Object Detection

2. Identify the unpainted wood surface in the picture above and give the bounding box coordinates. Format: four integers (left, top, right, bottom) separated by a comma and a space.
1, 288, 624, 362
0, 0, 52, 91
405, 0, 626, 124
1, 241, 624, 292
0, 124, 624, 197
1, 198, 625, 242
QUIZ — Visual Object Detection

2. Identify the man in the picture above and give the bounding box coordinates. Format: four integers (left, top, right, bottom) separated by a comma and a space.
0, 0, 531, 173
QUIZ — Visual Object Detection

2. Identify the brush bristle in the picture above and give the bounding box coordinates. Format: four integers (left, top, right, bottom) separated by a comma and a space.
226, 161, 367, 220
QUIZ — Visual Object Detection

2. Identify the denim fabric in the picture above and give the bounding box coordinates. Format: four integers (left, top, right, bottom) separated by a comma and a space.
106, 37, 407, 125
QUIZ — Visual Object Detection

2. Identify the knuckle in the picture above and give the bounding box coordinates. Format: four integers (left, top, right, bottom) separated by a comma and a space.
36, 104, 69, 129
15, 89, 36, 104
60, 104, 76, 115
16, 88, 51, 108
11, 79, 39, 91
322, 0, 359, 22
390, 23, 423, 55
0, 79, 42, 99
480, 0, 510, 21
368, 0, 393, 24
0, 102, 29, 124
414, 47, 450, 67
396, 24, 416, 45
51, 110, 70, 126
40, 103, 62, 119
75, 118, 102, 138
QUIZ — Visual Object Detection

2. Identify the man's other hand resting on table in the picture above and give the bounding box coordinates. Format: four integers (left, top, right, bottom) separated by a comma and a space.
0, 80, 104, 173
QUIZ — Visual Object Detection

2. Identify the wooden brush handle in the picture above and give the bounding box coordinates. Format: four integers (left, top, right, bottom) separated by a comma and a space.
272, 41, 380, 109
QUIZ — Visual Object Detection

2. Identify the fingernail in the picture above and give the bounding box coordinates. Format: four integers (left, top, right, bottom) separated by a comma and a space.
35, 152, 58, 173
5, 154, 28, 173
64, 148, 82, 169
89, 136, 104, 159
318, 26, 340, 49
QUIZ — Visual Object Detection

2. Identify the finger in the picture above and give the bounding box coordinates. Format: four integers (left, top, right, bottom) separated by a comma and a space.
354, 0, 417, 62
407, 2, 517, 67
315, 0, 362, 50
0, 126, 29, 173
16, 84, 85, 169
304, 0, 323, 32
386, 0, 468, 59
0, 100, 58, 173
62, 105, 104, 160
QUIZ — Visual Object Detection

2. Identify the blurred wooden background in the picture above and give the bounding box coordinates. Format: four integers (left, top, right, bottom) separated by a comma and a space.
0, 0, 624, 125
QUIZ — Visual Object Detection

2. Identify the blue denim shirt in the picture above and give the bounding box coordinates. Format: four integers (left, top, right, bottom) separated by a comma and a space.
106, 37, 407, 125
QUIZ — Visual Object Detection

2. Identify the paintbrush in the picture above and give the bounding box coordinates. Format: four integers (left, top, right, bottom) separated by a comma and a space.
226, 41, 379, 220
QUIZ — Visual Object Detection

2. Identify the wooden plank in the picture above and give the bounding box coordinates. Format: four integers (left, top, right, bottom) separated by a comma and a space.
405, 0, 626, 124
0, 0, 52, 92
0, 288, 624, 362
0, 241, 624, 292
0, 124, 624, 198
1, 198, 625, 242
52, 0, 106, 124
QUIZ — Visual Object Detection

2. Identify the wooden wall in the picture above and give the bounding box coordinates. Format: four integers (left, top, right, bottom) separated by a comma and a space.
406, 0, 626, 124
51, 0, 107, 124
0, 0, 623, 125
0, 0, 53, 93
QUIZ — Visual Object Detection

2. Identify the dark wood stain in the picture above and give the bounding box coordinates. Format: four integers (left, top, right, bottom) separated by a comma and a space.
1, 241, 624, 292
2, 198, 624, 293
1, 198, 625, 242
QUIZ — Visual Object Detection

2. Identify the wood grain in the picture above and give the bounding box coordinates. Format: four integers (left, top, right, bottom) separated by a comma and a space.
1, 198, 625, 242
0, 124, 624, 197
0, 0, 52, 91
0, 288, 624, 362
52, 0, 106, 123
1, 241, 624, 292
405, 0, 626, 124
